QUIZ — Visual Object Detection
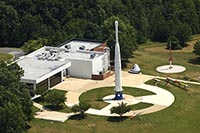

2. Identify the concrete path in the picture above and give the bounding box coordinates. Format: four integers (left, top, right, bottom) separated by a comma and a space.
35, 111, 74, 122
33, 102, 74, 122
55, 71, 175, 117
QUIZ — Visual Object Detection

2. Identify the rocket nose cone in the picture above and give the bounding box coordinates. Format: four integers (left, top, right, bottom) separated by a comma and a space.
115, 21, 118, 26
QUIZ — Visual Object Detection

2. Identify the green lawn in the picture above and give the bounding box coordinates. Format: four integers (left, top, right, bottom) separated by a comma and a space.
130, 102, 153, 110
0, 53, 13, 62
127, 35, 200, 81
33, 89, 72, 113
29, 37, 200, 133
79, 86, 155, 109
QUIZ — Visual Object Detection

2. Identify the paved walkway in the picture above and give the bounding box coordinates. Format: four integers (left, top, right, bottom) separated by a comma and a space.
33, 102, 74, 122
54, 71, 175, 117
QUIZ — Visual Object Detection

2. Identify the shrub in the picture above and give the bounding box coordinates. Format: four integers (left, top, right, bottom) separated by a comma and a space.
110, 102, 131, 117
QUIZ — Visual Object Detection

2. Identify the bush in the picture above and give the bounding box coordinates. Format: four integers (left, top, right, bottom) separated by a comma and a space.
71, 102, 91, 117
110, 102, 131, 117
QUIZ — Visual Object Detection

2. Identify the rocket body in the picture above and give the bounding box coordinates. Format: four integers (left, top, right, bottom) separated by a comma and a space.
114, 21, 123, 99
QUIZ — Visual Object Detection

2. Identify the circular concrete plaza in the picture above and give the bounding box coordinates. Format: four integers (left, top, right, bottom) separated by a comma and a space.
85, 84, 175, 117
156, 65, 186, 73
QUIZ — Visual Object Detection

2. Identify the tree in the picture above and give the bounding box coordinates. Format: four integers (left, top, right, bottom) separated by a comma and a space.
193, 40, 200, 55
110, 102, 131, 117
174, 23, 192, 47
102, 16, 137, 60
22, 37, 48, 53
0, 1, 19, 46
0, 103, 25, 133
167, 36, 182, 50
0, 62, 33, 122
44, 91, 66, 106
71, 102, 91, 117
0, 86, 25, 132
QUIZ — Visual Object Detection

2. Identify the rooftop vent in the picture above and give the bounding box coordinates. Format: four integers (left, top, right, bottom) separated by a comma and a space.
79, 45, 85, 50
65, 44, 71, 49
90, 53, 96, 59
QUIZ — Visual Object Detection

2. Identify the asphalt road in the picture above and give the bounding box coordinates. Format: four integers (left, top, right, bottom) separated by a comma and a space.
0, 47, 25, 60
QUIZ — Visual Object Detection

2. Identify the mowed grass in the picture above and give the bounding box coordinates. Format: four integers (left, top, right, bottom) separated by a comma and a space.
79, 86, 155, 109
0, 53, 13, 62
130, 102, 153, 110
127, 35, 200, 81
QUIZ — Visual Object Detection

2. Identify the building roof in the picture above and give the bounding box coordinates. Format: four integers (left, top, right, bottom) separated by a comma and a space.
17, 41, 105, 84
59, 39, 102, 50
18, 55, 71, 84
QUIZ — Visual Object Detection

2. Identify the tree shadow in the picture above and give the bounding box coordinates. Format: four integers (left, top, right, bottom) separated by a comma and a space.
33, 97, 44, 103
188, 57, 200, 65
69, 114, 85, 120
107, 116, 128, 122
44, 105, 64, 111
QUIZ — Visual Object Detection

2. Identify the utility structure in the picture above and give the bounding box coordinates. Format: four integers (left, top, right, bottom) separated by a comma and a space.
114, 20, 123, 100
169, 42, 173, 69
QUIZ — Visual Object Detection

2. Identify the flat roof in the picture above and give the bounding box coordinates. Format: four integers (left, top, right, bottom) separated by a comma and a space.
18, 56, 71, 84
60, 40, 102, 50
16, 39, 106, 84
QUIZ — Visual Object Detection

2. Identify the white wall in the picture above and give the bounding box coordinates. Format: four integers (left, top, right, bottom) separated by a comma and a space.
92, 56, 103, 75
68, 59, 92, 79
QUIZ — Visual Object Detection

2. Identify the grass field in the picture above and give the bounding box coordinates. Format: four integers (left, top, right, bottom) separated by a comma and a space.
79, 87, 155, 109
127, 35, 200, 81
29, 36, 200, 133
0, 53, 13, 62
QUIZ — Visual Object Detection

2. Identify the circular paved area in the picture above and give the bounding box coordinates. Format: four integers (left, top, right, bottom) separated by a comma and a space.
55, 71, 175, 117
156, 65, 186, 73
85, 84, 175, 116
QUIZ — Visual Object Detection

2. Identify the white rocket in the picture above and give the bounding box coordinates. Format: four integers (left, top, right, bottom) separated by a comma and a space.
114, 21, 123, 100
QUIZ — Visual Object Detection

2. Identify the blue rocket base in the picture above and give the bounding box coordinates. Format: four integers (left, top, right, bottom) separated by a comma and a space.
114, 91, 123, 100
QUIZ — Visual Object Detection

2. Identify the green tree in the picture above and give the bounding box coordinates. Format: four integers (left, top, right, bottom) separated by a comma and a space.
71, 102, 91, 117
0, 87, 25, 132
0, 62, 33, 122
45, 91, 66, 106
22, 37, 48, 53
174, 23, 192, 47
110, 102, 131, 117
193, 40, 200, 55
0, 1, 19, 46
167, 36, 181, 50
102, 16, 137, 60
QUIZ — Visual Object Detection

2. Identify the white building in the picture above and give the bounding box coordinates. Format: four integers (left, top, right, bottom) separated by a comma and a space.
16, 39, 110, 91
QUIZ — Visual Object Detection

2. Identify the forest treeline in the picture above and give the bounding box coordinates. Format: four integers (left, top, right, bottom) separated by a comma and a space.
1, 0, 200, 59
